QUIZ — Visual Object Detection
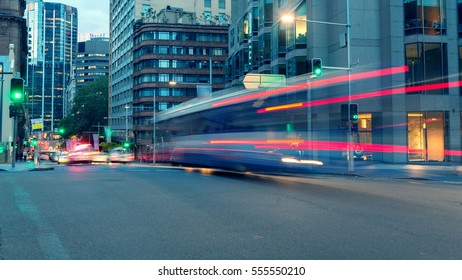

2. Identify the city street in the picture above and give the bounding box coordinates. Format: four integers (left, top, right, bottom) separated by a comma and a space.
1, 163, 462, 260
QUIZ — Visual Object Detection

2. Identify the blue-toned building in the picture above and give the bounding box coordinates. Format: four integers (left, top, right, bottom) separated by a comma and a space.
26, 0, 78, 133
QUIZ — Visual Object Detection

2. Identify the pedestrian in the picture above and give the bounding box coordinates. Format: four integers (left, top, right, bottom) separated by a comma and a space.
23, 148, 28, 162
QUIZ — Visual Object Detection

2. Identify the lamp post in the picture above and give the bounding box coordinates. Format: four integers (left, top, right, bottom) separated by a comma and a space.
124, 105, 129, 141
0, 62, 4, 142
152, 93, 156, 164
281, 0, 353, 171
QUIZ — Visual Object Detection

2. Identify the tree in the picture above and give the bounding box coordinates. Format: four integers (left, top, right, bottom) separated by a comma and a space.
59, 76, 108, 138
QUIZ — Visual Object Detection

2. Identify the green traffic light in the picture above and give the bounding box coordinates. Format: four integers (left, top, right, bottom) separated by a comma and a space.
31, 139, 38, 147
312, 58, 322, 77
123, 142, 130, 148
10, 78, 24, 103
58, 127, 65, 134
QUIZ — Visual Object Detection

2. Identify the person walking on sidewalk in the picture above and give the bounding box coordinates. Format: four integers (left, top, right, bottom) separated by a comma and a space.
23, 148, 28, 162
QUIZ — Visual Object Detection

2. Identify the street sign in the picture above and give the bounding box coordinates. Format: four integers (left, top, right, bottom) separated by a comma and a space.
243, 74, 286, 89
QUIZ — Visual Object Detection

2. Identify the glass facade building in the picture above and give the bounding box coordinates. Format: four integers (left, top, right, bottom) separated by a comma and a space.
26, 1, 78, 133
226, 0, 462, 164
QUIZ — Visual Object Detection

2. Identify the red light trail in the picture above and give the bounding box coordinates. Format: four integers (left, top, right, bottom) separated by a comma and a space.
209, 139, 462, 157
258, 81, 462, 114
212, 66, 409, 108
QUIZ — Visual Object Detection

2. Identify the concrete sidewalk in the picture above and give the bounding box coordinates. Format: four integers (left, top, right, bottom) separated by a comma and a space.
0, 161, 55, 172
311, 161, 462, 182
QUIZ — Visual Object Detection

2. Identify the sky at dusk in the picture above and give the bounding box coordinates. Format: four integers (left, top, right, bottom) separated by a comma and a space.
57, 0, 110, 41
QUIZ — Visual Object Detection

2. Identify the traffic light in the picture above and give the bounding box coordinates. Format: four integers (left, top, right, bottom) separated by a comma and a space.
312, 58, 322, 77
349, 103, 359, 122
31, 138, 38, 147
58, 127, 65, 135
122, 141, 130, 149
10, 78, 25, 103
9, 104, 18, 118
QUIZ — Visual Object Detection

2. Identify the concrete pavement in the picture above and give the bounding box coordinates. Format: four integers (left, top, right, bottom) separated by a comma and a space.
0, 160, 55, 172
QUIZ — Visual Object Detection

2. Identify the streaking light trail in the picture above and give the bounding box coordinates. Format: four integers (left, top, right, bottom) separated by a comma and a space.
209, 139, 462, 157
258, 81, 462, 114
212, 66, 409, 108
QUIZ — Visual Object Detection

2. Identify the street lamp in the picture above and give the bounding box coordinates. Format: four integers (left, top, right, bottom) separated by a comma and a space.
281, 0, 353, 171
124, 105, 129, 141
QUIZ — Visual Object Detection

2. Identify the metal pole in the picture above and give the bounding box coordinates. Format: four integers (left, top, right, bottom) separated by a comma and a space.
209, 50, 213, 99
0, 62, 4, 140
346, 0, 354, 172
12, 113, 17, 168
125, 105, 128, 141
51, 9, 56, 132
41, 8, 46, 132
307, 81, 312, 160
152, 94, 156, 164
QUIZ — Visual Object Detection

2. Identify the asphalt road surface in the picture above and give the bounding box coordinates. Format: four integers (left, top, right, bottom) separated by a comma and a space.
1, 163, 461, 259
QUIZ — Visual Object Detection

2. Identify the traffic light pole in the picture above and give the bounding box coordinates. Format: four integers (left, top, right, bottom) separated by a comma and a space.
346, 0, 354, 172
12, 113, 17, 168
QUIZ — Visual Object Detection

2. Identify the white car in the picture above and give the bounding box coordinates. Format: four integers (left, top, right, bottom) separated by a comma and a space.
109, 148, 135, 163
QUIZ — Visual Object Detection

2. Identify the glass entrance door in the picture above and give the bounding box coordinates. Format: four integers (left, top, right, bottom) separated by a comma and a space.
408, 112, 445, 162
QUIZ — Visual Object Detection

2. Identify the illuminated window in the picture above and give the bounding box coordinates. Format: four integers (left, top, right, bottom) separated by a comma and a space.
408, 112, 446, 162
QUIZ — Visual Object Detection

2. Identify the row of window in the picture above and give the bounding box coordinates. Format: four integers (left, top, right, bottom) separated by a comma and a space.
134, 73, 225, 85
135, 31, 228, 44
134, 45, 227, 58
204, 0, 227, 9
76, 53, 108, 57
134, 59, 225, 71
135, 88, 197, 99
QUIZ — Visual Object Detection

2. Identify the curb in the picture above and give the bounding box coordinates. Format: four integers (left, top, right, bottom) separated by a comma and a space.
30, 167, 55, 171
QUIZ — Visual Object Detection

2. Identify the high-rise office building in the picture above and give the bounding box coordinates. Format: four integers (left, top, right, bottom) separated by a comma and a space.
64, 37, 110, 115
26, 0, 77, 133
226, 0, 462, 164
109, 0, 231, 142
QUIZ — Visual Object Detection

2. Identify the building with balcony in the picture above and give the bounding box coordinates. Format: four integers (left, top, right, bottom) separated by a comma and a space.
109, 0, 231, 143
132, 21, 228, 153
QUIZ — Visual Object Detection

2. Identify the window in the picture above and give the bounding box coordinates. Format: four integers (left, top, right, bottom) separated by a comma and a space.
405, 43, 447, 94
158, 60, 169, 68
404, 0, 446, 35
158, 32, 170, 40
459, 0, 462, 37
158, 46, 169, 54
204, 0, 211, 8
159, 88, 169, 96
219, 0, 226, 9
158, 74, 169, 82
460, 47, 462, 93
